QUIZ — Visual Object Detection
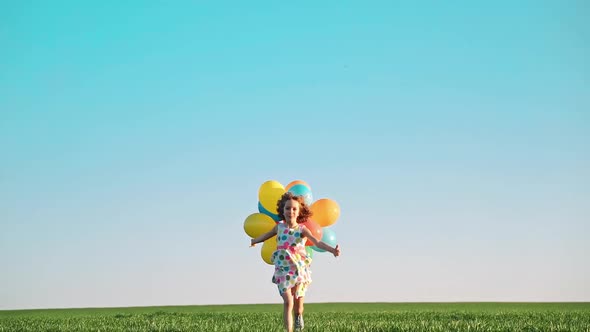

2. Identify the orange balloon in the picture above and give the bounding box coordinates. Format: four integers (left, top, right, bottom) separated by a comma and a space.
300, 220, 323, 246
285, 180, 311, 192
311, 199, 340, 227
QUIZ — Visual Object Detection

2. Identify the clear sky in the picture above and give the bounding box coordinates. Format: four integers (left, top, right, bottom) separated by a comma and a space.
1, 1, 588, 310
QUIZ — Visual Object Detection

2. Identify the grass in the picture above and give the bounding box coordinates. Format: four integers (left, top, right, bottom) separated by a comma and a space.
1, 302, 589, 331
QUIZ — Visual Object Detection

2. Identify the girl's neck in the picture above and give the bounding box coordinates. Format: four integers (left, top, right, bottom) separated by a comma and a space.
285, 219, 298, 228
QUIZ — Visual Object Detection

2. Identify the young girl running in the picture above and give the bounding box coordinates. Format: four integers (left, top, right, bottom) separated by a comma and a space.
250, 192, 341, 331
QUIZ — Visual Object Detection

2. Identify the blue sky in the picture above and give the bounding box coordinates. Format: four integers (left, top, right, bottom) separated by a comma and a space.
1, 1, 588, 309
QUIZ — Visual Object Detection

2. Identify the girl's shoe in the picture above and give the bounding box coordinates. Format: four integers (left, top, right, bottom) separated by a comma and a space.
294, 315, 304, 330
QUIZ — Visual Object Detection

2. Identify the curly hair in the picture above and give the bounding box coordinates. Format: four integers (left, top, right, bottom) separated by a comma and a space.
276, 191, 313, 223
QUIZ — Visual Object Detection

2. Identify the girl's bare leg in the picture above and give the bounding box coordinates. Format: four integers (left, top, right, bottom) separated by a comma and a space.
282, 290, 294, 332
292, 285, 305, 330
292, 285, 304, 317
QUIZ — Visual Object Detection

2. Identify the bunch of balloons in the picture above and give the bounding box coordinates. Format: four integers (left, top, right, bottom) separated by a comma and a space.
243, 180, 341, 265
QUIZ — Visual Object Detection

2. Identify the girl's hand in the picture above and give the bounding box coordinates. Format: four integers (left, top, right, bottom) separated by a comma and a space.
333, 244, 341, 257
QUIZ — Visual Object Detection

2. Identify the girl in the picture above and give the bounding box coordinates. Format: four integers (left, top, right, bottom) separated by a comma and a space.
250, 192, 341, 332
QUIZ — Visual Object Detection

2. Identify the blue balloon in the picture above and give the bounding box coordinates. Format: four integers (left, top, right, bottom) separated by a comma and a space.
288, 184, 313, 206
311, 227, 337, 253
258, 201, 280, 222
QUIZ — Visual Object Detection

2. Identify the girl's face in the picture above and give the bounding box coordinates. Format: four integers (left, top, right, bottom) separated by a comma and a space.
283, 199, 300, 223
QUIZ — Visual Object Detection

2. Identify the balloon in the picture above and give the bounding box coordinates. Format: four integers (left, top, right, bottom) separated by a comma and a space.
285, 180, 311, 192
258, 202, 280, 222
300, 220, 323, 246
243, 213, 276, 238
311, 227, 337, 253
288, 184, 313, 206
261, 237, 277, 265
258, 180, 285, 213
311, 198, 340, 227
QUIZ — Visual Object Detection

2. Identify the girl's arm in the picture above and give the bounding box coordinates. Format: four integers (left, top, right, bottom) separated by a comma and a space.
301, 226, 341, 257
250, 225, 278, 247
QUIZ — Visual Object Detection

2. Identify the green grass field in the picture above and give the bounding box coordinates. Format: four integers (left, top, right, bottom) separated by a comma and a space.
1, 302, 589, 331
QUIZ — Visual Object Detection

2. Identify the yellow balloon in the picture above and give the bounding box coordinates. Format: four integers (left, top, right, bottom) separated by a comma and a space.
258, 180, 285, 213
261, 237, 277, 265
311, 198, 341, 227
243, 213, 276, 238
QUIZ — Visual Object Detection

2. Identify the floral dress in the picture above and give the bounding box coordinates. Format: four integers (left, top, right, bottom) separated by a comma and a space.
271, 222, 312, 298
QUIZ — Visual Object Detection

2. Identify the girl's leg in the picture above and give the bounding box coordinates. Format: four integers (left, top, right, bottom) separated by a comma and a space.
295, 296, 304, 317
281, 290, 294, 332
292, 285, 305, 329
292, 285, 305, 317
